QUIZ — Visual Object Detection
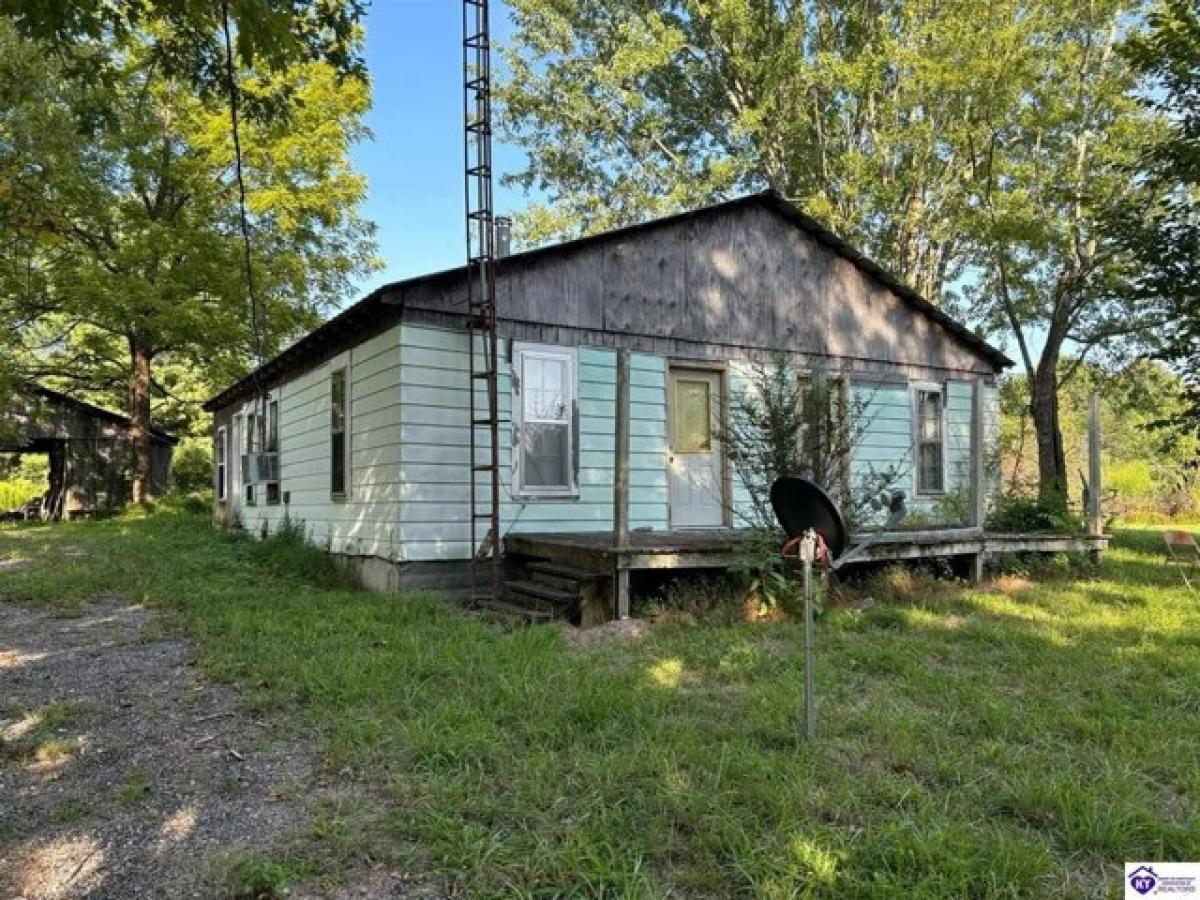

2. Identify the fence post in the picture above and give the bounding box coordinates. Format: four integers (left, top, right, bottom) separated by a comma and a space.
1088, 391, 1103, 561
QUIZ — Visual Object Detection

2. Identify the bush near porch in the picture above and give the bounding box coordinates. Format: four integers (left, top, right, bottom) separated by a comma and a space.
1, 508, 1197, 898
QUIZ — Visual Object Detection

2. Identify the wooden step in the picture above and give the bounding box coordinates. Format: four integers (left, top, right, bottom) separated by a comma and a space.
505, 580, 577, 608
526, 561, 603, 591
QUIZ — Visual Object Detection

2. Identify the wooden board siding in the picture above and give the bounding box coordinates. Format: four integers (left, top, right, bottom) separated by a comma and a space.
232, 324, 403, 558
392, 204, 996, 379
398, 323, 668, 563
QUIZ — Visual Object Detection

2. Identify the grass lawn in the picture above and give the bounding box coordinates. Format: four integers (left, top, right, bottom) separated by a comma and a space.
2, 508, 1198, 898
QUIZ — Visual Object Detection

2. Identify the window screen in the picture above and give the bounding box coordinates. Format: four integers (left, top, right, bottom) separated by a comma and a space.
331, 369, 347, 497
916, 388, 945, 493
519, 351, 572, 492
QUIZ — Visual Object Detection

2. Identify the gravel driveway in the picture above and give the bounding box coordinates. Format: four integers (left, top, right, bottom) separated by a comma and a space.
0, 599, 313, 898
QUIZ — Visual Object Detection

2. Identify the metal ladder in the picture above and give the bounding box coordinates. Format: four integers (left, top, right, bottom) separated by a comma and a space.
463, 0, 502, 606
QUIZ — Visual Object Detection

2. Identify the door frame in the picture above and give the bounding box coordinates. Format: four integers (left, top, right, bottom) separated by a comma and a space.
667, 361, 732, 529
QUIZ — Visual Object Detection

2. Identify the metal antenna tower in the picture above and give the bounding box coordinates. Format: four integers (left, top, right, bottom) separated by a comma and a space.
463, 0, 502, 606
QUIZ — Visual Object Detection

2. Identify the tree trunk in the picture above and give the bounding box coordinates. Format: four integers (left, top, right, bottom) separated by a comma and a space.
129, 339, 153, 504
1030, 361, 1069, 504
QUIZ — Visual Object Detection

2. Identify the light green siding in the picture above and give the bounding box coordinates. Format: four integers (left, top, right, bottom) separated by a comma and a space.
398, 324, 669, 562
230, 319, 999, 560
234, 324, 404, 557
728, 371, 1001, 529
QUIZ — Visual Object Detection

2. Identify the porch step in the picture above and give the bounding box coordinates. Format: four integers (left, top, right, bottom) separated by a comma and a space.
526, 561, 603, 592
483, 559, 604, 626
505, 579, 577, 609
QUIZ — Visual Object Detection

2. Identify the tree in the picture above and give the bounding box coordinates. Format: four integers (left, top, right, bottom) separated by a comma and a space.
500, 0, 1167, 503
1106, 0, 1200, 431
999, 358, 1200, 519
961, 0, 1169, 503
0, 0, 367, 81
501, 0, 1086, 301
0, 18, 378, 499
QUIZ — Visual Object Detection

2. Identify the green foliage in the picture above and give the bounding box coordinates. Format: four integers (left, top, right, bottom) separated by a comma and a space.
1000, 359, 1200, 519
0, 15, 378, 453
4, 510, 1200, 895
225, 852, 294, 900
0, 1, 368, 83
0, 455, 46, 509
933, 486, 972, 526
725, 526, 804, 615
171, 437, 213, 494
1110, 0, 1200, 432
987, 495, 1083, 534
500, 0, 1061, 302
725, 353, 905, 531
0, 478, 42, 511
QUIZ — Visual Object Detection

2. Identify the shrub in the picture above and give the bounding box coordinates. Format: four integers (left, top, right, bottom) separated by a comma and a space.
0, 477, 42, 511
171, 437, 213, 494
987, 495, 1083, 534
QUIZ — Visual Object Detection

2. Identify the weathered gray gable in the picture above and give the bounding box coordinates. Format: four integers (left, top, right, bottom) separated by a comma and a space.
206, 194, 1004, 412
399, 203, 995, 376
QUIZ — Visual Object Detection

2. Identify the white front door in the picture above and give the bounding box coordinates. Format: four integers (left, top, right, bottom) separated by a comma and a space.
669, 368, 725, 528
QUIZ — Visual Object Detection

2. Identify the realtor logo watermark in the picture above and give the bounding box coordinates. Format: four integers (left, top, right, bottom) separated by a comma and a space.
1127, 863, 1200, 897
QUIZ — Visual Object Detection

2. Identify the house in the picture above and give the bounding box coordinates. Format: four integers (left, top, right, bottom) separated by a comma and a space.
1, 384, 176, 519
204, 191, 1010, 596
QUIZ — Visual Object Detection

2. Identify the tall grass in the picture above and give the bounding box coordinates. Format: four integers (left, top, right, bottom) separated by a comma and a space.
2, 511, 1198, 897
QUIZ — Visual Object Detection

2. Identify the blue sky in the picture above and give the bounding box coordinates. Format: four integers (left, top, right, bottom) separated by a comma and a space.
351, 0, 529, 294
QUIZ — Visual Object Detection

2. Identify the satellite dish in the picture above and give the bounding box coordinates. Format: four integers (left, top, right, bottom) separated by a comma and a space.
769, 476, 848, 560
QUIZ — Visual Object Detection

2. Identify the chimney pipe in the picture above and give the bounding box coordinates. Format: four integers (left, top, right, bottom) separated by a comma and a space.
495, 216, 512, 258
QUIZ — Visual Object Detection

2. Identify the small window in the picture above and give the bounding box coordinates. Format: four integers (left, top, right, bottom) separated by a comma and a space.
914, 385, 945, 494
216, 426, 228, 502
673, 377, 713, 453
331, 369, 347, 498
516, 347, 575, 494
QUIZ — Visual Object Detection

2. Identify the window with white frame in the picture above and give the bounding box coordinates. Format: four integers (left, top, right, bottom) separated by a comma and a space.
216, 426, 228, 502
914, 384, 945, 494
515, 345, 575, 495
330, 368, 348, 499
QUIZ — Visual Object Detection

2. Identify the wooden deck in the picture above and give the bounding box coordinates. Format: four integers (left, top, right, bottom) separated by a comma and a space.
504, 527, 1111, 575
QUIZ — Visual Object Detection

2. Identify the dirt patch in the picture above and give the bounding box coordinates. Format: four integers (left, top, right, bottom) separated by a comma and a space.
0, 599, 313, 899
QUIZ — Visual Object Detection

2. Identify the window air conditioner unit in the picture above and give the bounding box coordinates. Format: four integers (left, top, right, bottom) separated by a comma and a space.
245, 452, 280, 484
